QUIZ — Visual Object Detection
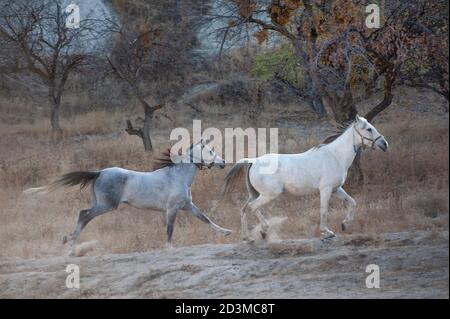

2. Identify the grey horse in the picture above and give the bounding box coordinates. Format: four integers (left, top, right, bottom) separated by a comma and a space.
25, 139, 232, 250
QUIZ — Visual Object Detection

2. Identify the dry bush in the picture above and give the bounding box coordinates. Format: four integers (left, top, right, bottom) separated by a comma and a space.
0, 90, 448, 258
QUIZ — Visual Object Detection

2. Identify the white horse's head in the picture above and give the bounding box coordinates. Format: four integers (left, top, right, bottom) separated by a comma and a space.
354, 115, 389, 152
189, 138, 225, 169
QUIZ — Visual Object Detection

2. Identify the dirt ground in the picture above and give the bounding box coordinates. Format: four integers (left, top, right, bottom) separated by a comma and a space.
0, 230, 448, 299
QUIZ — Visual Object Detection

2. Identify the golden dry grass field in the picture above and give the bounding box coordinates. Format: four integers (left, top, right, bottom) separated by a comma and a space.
0, 87, 448, 259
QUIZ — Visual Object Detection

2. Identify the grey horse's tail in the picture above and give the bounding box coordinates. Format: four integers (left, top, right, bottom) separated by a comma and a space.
24, 171, 100, 194
220, 160, 257, 199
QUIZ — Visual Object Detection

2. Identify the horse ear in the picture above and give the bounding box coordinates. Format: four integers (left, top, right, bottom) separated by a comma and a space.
355, 115, 361, 122
201, 138, 210, 145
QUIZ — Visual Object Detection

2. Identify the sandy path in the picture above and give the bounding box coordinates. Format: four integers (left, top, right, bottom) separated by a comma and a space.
0, 231, 448, 298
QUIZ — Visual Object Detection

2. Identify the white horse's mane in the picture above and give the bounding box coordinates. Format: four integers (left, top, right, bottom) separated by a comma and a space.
316, 121, 354, 148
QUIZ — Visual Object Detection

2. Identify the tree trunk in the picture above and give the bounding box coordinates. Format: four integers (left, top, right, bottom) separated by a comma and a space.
321, 90, 358, 124
346, 148, 364, 189
365, 72, 394, 122
50, 101, 61, 132
142, 106, 153, 152
126, 86, 164, 152
48, 83, 62, 133
307, 60, 357, 124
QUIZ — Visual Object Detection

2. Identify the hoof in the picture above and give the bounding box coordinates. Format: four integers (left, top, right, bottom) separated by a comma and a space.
320, 233, 336, 241
223, 229, 233, 237
341, 223, 347, 231
62, 236, 69, 245
242, 236, 255, 244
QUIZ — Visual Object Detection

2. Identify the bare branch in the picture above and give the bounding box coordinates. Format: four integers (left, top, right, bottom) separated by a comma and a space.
125, 120, 144, 138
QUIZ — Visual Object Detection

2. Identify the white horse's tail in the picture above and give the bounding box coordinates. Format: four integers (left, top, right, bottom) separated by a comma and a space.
220, 159, 255, 199
23, 171, 101, 195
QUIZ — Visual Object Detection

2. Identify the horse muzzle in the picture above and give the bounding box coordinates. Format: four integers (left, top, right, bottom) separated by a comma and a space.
376, 138, 388, 152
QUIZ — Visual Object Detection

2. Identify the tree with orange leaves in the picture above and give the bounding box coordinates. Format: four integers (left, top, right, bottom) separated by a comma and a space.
217, 0, 448, 124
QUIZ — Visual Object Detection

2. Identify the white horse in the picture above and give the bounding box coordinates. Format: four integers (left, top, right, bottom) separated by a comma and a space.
221, 115, 388, 241
25, 139, 232, 250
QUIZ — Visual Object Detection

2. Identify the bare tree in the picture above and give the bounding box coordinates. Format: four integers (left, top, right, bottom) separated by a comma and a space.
107, 24, 167, 152
0, 0, 107, 133
107, 0, 208, 152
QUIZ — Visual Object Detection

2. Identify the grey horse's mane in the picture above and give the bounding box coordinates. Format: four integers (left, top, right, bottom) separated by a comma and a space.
152, 144, 196, 170
152, 149, 175, 170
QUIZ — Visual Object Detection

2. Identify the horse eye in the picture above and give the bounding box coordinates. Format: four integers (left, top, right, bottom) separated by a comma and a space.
210, 150, 213, 155
367, 128, 372, 132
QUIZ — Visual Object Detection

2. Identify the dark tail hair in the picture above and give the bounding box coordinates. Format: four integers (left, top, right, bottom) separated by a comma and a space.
52, 171, 100, 190
24, 171, 100, 194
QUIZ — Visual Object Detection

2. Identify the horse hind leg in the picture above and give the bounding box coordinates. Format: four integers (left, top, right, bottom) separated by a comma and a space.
247, 194, 279, 239
63, 185, 98, 245
64, 204, 114, 249
243, 167, 256, 240
240, 197, 252, 241
241, 171, 269, 241
63, 208, 92, 246
240, 196, 269, 242
165, 208, 178, 249
63, 210, 88, 258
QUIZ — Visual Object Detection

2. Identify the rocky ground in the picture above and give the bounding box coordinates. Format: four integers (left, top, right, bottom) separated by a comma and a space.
0, 230, 448, 299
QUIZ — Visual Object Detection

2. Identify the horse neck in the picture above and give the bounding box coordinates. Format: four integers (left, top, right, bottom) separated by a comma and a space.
325, 125, 358, 172
176, 158, 199, 186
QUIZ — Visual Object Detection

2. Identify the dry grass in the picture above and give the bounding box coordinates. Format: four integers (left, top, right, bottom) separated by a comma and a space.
0, 90, 448, 259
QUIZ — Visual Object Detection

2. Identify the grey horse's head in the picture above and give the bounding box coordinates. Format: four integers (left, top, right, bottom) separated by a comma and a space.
189, 138, 225, 169
354, 115, 389, 152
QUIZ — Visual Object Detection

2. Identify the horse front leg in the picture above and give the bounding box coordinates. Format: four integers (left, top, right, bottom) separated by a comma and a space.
185, 202, 232, 236
333, 187, 356, 231
319, 187, 335, 239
